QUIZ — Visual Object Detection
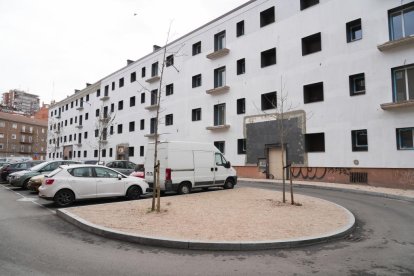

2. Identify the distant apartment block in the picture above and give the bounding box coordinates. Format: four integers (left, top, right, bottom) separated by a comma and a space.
2, 89, 40, 115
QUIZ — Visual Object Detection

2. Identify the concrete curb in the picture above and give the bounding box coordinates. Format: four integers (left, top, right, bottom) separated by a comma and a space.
238, 180, 414, 203
56, 203, 355, 251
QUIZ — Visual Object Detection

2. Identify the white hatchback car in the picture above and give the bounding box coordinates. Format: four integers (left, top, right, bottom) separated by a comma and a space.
38, 165, 149, 207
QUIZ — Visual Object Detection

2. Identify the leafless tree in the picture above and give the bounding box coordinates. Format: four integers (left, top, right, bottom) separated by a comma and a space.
47, 118, 63, 159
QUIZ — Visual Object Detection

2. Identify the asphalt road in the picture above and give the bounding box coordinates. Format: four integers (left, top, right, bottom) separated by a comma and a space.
0, 181, 413, 276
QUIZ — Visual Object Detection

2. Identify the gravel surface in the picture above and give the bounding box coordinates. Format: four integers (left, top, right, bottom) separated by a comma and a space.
69, 187, 351, 242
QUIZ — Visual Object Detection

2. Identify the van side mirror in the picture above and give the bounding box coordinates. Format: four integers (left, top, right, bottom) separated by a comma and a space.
224, 161, 231, 169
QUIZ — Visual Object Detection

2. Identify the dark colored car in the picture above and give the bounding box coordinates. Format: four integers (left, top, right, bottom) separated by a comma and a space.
0, 161, 44, 181
106, 160, 137, 175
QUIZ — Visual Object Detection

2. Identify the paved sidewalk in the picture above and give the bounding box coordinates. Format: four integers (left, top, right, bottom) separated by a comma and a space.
239, 178, 414, 201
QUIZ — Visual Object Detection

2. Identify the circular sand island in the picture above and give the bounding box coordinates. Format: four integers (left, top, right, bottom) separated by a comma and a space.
60, 187, 355, 250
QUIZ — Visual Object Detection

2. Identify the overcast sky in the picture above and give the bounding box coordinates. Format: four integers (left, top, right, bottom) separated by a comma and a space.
0, 0, 247, 104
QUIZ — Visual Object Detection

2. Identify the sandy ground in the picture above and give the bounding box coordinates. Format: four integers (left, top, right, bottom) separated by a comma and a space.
69, 187, 351, 242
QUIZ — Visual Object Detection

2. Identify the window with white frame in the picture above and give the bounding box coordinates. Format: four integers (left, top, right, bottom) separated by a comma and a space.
12, 123, 17, 129
389, 3, 414, 41
349, 73, 366, 96
396, 127, 414, 150
392, 65, 414, 102
351, 129, 368, 152
214, 103, 226, 126
0, 133, 4, 139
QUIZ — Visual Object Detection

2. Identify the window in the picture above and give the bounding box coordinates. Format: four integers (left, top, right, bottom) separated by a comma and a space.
346, 19, 362, 42
83, 151, 87, 158
112, 81, 115, 90
166, 83, 174, 96
70, 118, 73, 125
140, 146, 144, 156
192, 74, 202, 88
109, 148, 113, 157
12, 123, 17, 129
237, 58, 246, 75
214, 103, 226, 126
392, 65, 414, 102
86, 94, 89, 101
104, 85, 109, 96
102, 149, 106, 158
302, 33, 321, 55
151, 62, 158, 77
192, 41, 201, 55
261, 92, 277, 110
109, 103, 114, 113
110, 126, 114, 135
352, 129, 368, 152
300, 0, 319, 10
165, 114, 173, 126
397, 127, 414, 150
141, 67, 146, 78
260, 6, 275, 27
236, 20, 245, 37
192, 108, 201, 121
118, 100, 124, 110
140, 119, 145, 130
141, 92, 145, 103
130, 96, 136, 107
119, 77, 124, 88
85, 113, 89, 120
150, 89, 158, 105
94, 150, 98, 158
84, 132, 88, 139
128, 147, 134, 157
129, 121, 135, 132
261, 48, 276, 67
238, 139, 247, 154
214, 31, 226, 51
166, 55, 174, 67
389, 3, 414, 40
69, 135, 72, 142
130, 72, 136, 82
214, 141, 225, 154
237, 98, 246, 114
118, 124, 123, 134
305, 133, 325, 152
349, 73, 366, 96
304, 82, 324, 103
0, 133, 4, 138
150, 118, 157, 134
0, 121, 5, 127
94, 129, 98, 137
214, 66, 226, 88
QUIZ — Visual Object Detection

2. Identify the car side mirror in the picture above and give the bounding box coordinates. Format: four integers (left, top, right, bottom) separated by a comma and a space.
224, 161, 231, 169
118, 174, 122, 180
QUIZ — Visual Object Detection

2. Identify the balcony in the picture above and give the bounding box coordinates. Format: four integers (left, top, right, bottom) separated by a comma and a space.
206, 85, 230, 95
145, 104, 159, 111
206, 124, 230, 131
20, 140, 33, 144
144, 133, 159, 138
377, 36, 414, 51
100, 95, 110, 101
206, 48, 230, 60
145, 75, 160, 83
75, 125, 83, 129
76, 105, 84, 111
20, 129, 33, 134
381, 100, 414, 110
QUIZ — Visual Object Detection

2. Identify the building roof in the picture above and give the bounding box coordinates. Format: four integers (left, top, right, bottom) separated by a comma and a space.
0, 111, 48, 127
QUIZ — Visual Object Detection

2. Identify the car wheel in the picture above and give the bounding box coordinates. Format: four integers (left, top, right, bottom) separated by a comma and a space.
22, 178, 30, 189
178, 183, 191, 195
126, 185, 141, 200
223, 178, 234, 189
54, 189, 75, 207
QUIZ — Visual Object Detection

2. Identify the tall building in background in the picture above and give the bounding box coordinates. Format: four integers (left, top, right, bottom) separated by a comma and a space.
2, 89, 40, 115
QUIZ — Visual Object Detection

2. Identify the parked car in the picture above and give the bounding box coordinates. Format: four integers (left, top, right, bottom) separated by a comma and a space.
106, 160, 136, 175
1, 160, 45, 181
82, 160, 99, 165
9, 160, 81, 188
130, 164, 145, 178
38, 164, 149, 207
145, 141, 237, 194
27, 174, 45, 192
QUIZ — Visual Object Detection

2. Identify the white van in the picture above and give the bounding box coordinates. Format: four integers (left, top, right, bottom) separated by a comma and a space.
144, 141, 237, 194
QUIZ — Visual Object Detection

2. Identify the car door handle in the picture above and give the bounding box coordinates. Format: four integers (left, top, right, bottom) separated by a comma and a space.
215, 168, 218, 171
211, 168, 214, 172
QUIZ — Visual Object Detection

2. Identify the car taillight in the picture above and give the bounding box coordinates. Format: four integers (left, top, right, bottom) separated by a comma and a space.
165, 168, 171, 181
45, 179, 54, 185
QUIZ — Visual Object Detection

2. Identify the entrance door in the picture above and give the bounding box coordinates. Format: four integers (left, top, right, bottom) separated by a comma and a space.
268, 148, 286, 180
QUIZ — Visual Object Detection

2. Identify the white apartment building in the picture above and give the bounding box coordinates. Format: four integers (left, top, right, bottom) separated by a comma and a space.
48, 0, 414, 188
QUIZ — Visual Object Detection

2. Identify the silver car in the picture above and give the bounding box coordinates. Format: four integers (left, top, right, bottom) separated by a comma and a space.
105, 160, 137, 175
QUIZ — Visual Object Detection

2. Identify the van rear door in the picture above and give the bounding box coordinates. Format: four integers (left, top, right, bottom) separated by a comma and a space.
193, 151, 214, 187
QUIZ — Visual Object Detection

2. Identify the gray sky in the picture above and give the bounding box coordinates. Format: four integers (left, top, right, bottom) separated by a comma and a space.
0, 0, 247, 104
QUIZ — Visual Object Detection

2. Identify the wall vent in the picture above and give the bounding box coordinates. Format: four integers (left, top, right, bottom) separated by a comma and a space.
350, 172, 368, 183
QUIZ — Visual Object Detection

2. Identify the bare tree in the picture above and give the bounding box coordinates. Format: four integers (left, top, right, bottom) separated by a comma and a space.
47, 118, 63, 159
90, 104, 116, 163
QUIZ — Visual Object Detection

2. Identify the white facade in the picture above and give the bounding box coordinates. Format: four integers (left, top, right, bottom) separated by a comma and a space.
48, 0, 414, 171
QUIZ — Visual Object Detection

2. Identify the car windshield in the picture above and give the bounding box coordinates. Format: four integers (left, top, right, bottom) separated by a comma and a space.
29, 162, 47, 171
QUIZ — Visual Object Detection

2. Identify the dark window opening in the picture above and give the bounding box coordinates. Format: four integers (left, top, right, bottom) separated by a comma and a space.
396, 127, 414, 150
117, 124, 123, 134
128, 147, 134, 157
352, 129, 368, 152
166, 55, 174, 67
302, 32, 322, 55
192, 108, 201, 121
305, 133, 325, 152
130, 96, 136, 107
140, 146, 144, 157
150, 118, 157, 134
141, 67, 146, 78
192, 41, 201, 56
237, 98, 246, 114
214, 141, 225, 154
238, 139, 246, 154
151, 62, 158, 77
129, 121, 135, 132
192, 74, 202, 88
236, 20, 245, 37
130, 72, 136, 82
140, 119, 145, 130
119, 78, 124, 88
237, 58, 246, 75
261, 48, 276, 67
166, 83, 174, 96
346, 19, 362, 42
214, 31, 226, 51
165, 114, 173, 126
300, 0, 319, 10
303, 82, 324, 103
260, 6, 275, 27
349, 73, 366, 96
141, 92, 145, 104
261, 91, 277, 110
118, 100, 124, 110
150, 89, 158, 105
112, 82, 115, 90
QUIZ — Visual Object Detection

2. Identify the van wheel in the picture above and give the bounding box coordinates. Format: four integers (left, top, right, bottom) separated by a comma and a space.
126, 186, 141, 200
178, 183, 191, 195
54, 189, 75, 207
223, 179, 234, 189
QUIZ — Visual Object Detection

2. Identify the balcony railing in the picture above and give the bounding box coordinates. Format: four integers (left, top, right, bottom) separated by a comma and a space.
206, 48, 230, 60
